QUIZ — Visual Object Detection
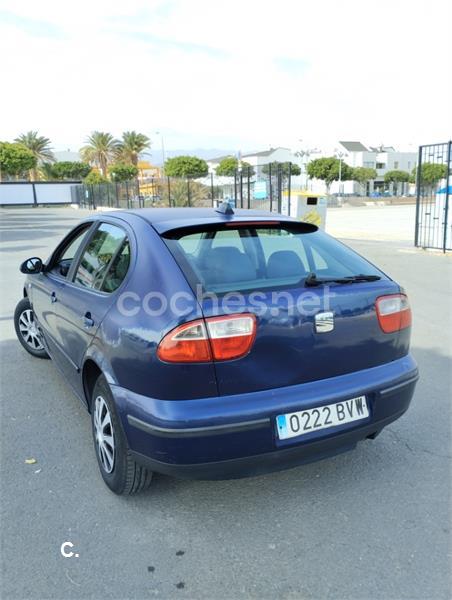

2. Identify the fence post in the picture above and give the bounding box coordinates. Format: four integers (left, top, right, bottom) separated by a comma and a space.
125, 181, 130, 208
91, 185, 96, 210
247, 167, 251, 209
187, 178, 191, 207
414, 145, 423, 247
234, 171, 238, 206
137, 179, 143, 208
443, 140, 451, 253
167, 176, 172, 207
239, 170, 243, 208
211, 172, 215, 207
277, 164, 282, 213
287, 162, 292, 215
269, 163, 273, 212
31, 182, 38, 207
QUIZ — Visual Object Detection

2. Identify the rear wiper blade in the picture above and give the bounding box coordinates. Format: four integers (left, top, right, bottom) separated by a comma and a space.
304, 273, 381, 287
344, 274, 381, 282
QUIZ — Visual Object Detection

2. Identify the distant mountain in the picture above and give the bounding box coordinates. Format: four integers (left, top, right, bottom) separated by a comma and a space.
54, 150, 81, 162
141, 148, 236, 166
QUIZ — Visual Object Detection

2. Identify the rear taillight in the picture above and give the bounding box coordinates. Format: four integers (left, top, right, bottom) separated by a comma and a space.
157, 313, 257, 363
376, 294, 412, 333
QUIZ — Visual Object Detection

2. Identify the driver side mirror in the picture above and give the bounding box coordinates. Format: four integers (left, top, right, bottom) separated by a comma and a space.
20, 257, 44, 275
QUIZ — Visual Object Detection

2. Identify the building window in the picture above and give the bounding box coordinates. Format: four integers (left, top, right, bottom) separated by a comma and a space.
393, 161, 399, 169
364, 161, 375, 168
376, 162, 386, 169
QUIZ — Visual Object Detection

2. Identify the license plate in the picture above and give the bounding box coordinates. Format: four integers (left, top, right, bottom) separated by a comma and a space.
276, 396, 369, 440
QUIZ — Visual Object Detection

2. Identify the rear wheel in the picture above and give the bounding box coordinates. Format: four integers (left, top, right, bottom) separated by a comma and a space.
91, 375, 153, 495
14, 298, 49, 359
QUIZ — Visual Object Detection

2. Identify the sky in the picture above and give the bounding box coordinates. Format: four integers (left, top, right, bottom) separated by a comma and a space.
0, 0, 451, 156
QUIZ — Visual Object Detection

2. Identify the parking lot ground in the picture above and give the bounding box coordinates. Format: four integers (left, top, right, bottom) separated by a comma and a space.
1, 208, 451, 600
326, 204, 416, 243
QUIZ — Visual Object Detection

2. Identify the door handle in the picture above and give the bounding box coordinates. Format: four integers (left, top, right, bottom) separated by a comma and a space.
83, 312, 94, 328
51, 292, 57, 303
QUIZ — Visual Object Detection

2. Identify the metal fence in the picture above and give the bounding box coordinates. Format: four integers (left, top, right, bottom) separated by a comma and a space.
414, 141, 451, 252
74, 162, 301, 212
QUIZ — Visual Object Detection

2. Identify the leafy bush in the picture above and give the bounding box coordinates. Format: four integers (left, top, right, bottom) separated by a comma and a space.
216, 156, 255, 177
164, 155, 208, 179
45, 161, 91, 180
0, 142, 36, 179
83, 170, 109, 184
109, 163, 139, 182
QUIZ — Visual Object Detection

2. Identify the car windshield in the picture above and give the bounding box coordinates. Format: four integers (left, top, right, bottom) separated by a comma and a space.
164, 224, 384, 294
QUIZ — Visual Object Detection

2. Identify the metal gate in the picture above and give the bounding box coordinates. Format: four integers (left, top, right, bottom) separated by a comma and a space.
414, 141, 451, 252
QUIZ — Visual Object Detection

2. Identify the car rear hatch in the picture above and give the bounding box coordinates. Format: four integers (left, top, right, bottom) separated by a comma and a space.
161, 218, 410, 396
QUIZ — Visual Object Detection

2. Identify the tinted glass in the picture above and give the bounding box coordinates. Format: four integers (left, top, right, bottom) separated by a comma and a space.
60, 228, 91, 262
101, 241, 130, 293
74, 223, 126, 290
166, 225, 383, 293
52, 225, 92, 278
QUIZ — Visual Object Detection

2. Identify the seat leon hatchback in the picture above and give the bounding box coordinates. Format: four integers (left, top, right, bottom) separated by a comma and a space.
15, 206, 418, 494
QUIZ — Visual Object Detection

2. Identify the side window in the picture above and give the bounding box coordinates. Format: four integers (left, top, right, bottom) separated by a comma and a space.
311, 247, 328, 271
74, 223, 127, 290
101, 241, 130, 293
52, 225, 92, 278
177, 232, 203, 257
211, 229, 245, 252
257, 229, 310, 271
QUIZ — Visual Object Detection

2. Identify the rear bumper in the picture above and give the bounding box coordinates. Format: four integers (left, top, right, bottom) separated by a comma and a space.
111, 354, 418, 479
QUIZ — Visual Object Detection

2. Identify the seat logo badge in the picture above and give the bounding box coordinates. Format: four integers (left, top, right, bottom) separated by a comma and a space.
315, 311, 334, 333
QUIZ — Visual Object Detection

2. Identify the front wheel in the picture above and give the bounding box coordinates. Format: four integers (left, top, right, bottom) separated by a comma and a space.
14, 298, 49, 359
91, 375, 153, 495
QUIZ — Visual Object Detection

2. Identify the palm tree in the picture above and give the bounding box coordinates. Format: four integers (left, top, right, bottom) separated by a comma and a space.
80, 131, 119, 177
14, 131, 54, 181
117, 131, 151, 166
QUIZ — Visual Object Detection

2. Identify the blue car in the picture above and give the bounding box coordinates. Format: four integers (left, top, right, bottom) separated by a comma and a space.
15, 205, 418, 494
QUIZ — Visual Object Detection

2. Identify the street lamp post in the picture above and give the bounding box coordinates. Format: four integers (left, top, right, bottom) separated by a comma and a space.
295, 141, 320, 190
334, 149, 347, 205
155, 131, 166, 175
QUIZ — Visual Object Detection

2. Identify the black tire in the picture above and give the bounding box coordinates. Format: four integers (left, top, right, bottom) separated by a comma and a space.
91, 375, 153, 495
14, 297, 49, 359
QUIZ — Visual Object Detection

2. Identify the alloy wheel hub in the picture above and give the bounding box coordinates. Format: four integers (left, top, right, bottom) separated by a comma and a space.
18, 309, 44, 351
93, 396, 115, 473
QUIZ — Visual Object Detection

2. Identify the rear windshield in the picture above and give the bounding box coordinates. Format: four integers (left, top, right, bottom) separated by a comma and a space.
164, 224, 384, 294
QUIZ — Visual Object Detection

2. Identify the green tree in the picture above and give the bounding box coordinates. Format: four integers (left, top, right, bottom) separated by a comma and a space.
0, 142, 37, 180
384, 169, 410, 196
261, 161, 301, 178
411, 162, 447, 194
80, 131, 119, 177
109, 162, 139, 182
161, 179, 209, 207
117, 131, 151, 166
83, 170, 109, 184
14, 131, 54, 180
307, 157, 353, 193
216, 156, 255, 177
43, 161, 91, 180
352, 166, 377, 196
164, 155, 209, 179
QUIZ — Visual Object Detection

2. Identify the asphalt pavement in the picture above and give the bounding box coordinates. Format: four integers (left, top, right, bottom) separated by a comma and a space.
1, 207, 451, 599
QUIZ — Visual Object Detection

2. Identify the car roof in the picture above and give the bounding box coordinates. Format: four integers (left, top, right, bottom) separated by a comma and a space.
94, 207, 298, 234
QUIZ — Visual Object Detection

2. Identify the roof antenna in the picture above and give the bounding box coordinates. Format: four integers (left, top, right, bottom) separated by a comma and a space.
215, 201, 234, 215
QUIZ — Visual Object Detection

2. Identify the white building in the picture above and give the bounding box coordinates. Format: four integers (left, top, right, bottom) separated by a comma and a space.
327, 141, 418, 196
206, 147, 300, 173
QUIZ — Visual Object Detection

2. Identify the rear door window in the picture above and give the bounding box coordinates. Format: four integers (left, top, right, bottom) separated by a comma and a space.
73, 223, 127, 291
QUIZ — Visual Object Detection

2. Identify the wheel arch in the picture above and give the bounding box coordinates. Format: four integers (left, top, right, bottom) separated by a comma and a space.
82, 359, 103, 412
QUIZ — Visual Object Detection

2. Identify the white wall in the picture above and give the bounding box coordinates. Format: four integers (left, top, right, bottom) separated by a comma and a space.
0, 183, 78, 205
